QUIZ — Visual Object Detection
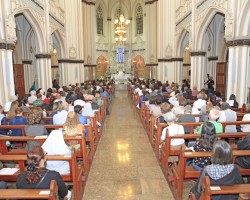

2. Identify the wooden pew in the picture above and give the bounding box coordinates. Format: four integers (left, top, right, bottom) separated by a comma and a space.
0, 135, 90, 176
0, 150, 83, 200
196, 176, 250, 200
0, 124, 95, 160
171, 146, 250, 200
0, 180, 58, 199
160, 132, 249, 177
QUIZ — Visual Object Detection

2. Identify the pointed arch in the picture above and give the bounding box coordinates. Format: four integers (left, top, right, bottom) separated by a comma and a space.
11, 8, 45, 52
196, 8, 226, 50
237, 0, 250, 36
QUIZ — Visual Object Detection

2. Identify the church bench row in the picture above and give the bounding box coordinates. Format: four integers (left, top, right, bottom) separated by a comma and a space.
188, 176, 250, 200
171, 146, 250, 200
160, 132, 249, 177
0, 135, 90, 176
0, 124, 96, 160
153, 121, 250, 154
0, 150, 83, 200
0, 180, 58, 200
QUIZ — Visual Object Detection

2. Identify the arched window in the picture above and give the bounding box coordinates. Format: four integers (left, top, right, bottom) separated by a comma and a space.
115, 6, 124, 19
96, 5, 103, 35
136, 4, 143, 35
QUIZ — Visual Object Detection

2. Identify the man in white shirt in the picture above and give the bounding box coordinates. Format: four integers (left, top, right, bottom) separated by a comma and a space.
4, 95, 18, 112
53, 102, 69, 125
193, 92, 206, 109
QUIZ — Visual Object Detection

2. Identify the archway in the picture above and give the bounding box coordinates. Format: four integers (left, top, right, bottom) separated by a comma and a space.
14, 13, 39, 97
196, 9, 226, 96
178, 31, 190, 80
51, 31, 64, 86
96, 55, 108, 79
133, 55, 145, 79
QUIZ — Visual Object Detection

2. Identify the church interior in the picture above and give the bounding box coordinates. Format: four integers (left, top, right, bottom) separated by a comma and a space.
0, 0, 250, 199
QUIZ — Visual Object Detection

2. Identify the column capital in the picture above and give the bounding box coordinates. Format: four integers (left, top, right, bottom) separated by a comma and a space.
82, 0, 95, 5
84, 64, 96, 68
35, 53, 51, 59
190, 51, 206, 56
22, 60, 32, 64
145, 0, 158, 5
58, 59, 84, 64
0, 42, 15, 50
226, 38, 250, 47
208, 56, 218, 61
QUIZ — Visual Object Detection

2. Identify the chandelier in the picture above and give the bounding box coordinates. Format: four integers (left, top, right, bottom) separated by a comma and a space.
114, 14, 130, 44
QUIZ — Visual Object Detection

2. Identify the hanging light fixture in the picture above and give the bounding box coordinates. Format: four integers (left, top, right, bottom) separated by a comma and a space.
114, 4, 130, 44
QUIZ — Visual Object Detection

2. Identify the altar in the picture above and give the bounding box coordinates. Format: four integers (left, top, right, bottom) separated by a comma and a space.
112, 71, 131, 84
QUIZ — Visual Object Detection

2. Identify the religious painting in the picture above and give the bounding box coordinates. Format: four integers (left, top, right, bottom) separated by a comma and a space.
133, 55, 145, 79
96, 55, 108, 79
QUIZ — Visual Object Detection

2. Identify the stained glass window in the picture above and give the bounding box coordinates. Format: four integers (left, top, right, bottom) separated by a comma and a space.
96, 5, 103, 35
136, 4, 143, 35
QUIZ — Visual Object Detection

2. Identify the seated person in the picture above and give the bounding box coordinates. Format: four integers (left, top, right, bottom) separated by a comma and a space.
42, 130, 71, 175
161, 112, 185, 163
177, 105, 196, 134
9, 107, 28, 136
63, 111, 85, 150
25, 107, 48, 150
240, 103, 250, 132
235, 134, 250, 183
190, 140, 244, 200
197, 109, 223, 134
218, 102, 237, 133
16, 145, 70, 200
192, 122, 217, 171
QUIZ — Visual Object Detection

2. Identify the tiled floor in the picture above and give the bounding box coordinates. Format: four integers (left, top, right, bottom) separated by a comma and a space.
83, 85, 175, 200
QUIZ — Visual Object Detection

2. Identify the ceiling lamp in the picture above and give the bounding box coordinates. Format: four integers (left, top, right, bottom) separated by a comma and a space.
115, 14, 130, 44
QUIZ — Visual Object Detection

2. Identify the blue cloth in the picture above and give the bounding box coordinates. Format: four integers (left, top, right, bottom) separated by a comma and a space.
49, 112, 57, 124
9, 116, 28, 136
78, 114, 88, 137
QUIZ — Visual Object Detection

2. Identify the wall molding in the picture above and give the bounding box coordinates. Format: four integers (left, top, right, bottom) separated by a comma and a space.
58, 59, 84, 64
22, 60, 32, 65
190, 51, 206, 56
183, 63, 191, 66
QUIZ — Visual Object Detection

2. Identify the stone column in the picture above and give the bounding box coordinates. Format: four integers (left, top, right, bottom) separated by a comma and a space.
227, 39, 250, 105
157, 0, 176, 82
0, 43, 15, 105
190, 51, 206, 91
145, 1, 157, 69
35, 53, 52, 89
82, 0, 96, 80
22, 60, 33, 93
172, 58, 184, 84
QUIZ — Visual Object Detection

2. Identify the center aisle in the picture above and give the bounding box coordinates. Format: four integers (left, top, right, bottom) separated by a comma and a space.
83, 86, 174, 200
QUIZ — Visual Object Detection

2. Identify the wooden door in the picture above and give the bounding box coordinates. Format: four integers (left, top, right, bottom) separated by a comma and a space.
13, 64, 25, 98
216, 62, 227, 98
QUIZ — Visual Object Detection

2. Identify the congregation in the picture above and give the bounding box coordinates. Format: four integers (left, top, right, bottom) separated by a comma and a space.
0, 79, 114, 199
129, 77, 250, 199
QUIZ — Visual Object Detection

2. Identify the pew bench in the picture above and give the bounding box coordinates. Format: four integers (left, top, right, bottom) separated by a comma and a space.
0, 180, 58, 199
0, 150, 83, 200
189, 176, 250, 200
171, 147, 250, 200
0, 124, 96, 161
160, 132, 249, 176
0, 135, 90, 176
